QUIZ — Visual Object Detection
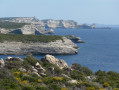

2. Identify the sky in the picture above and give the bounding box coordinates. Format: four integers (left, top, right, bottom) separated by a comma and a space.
0, 0, 119, 25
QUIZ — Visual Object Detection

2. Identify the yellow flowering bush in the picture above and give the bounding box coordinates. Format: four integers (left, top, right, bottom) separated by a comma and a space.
98, 87, 106, 90
13, 72, 20, 75
87, 87, 95, 90
15, 77, 21, 82
22, 80, 28, 84
78, 81, 82, 84
37, 79, 42, 83
53, 77, 63, 81
61, 88, 68, 90
103, 82, 110, 87
26, 72, 31, 75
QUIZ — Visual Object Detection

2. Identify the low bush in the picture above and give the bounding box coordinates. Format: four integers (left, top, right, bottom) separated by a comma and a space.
0, 33, 63, 43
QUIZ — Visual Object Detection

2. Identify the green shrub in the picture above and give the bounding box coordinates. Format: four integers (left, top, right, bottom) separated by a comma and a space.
6, 61, 23, 69
48, 83, 61, 90
0, 68, 13, 79
0, 21, 28, 29
22, 76, 37, 82
36, 86, 48, 90
0, 33, 63, 43
0, 78, 20, 89
23, 54, 38, 66
71, 63, 92, 76
22, 85, 35, 90
71, 70, 86, 81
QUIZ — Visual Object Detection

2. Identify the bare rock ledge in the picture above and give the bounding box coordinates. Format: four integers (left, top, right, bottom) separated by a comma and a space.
0, 37, 78, 55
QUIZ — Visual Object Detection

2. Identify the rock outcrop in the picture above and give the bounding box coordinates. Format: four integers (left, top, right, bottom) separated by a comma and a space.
0, 37, 78, 55
0, 59, 5, 68
65, 35, 85, 43
42, 54, 68, 69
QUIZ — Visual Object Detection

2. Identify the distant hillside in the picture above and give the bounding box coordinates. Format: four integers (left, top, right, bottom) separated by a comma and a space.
95, 24, 118, 29
0, 17, 54, 35
0, 17, 94, 29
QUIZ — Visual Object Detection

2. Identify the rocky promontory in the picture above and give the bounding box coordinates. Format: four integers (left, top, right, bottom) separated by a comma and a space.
0, 34, 78, 55
65, 35, 86, 43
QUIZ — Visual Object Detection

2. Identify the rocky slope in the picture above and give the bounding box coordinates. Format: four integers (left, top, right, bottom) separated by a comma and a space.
0, 54, 115, 90
0, 37, 78, 55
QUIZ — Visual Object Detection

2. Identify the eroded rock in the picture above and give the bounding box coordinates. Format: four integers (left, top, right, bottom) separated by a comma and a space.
0, 59, 5, 68
42, 54, 68, 69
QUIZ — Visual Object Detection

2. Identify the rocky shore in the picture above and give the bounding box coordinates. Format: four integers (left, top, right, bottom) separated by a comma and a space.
65, 35, 86, 43
0, 37, 78, 55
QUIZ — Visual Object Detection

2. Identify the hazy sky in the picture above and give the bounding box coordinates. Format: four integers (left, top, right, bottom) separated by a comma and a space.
0, 0, 119, 24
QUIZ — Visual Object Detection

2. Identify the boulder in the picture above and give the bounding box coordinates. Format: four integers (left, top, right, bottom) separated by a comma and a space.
35, 62, 46, 72
32, 66, 38, 72
58, 60, 69, 69
40, 73, 46, 76
68, 80, 78, 84
6, 57, 12, 60
61, 74, 71, 79
19, 68, 27, 72
6, 57, 24, 61
42, 54, 68, 69
0, 59, 5, 68
32, 72, 40, 77
31, 66, 40, 77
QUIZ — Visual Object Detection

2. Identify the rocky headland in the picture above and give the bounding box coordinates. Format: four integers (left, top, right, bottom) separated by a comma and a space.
0, 34, 78, 55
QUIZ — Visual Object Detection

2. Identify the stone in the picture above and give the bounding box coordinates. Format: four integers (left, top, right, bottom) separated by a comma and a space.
44, 54, 59, 64
36, 62, 40, 66
42, 54, 68, 69
32, 68, 38, 73
19, 68, 27, 72
0, 59, 5, 68
5, 57, 24, 61
40, 73, 46, 76
58, 59, 68, 69
48, 67, 55, 74
68, 80, 78, 84
32, 72, 40, 77
35, 62, 46, 72
6, 57, 12, 60
61, 74, 71, 79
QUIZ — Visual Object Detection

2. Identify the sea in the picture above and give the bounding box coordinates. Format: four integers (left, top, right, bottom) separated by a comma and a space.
1, 28, 119, 72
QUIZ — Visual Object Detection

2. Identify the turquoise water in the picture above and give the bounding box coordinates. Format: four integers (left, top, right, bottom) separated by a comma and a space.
1, 28, 119, 72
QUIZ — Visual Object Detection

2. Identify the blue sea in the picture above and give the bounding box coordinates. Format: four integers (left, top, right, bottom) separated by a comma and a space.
1, 28, 119, 72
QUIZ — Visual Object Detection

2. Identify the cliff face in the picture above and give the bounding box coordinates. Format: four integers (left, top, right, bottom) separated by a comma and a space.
42, 19, 79, 29
0, 37, 78, 55
0, 17, 93, 32
0, 17, 54, 35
